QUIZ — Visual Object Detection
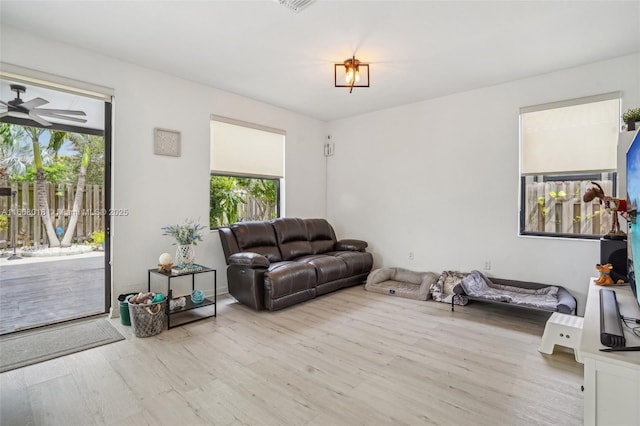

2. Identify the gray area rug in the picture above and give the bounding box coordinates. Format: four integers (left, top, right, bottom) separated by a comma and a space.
0, 318, 125, 373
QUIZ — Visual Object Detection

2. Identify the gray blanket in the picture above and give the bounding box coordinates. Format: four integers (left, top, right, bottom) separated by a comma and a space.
460, 270, 560, 311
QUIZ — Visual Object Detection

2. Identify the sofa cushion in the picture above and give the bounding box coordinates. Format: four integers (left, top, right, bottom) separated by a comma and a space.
265, 261, 316, 298
231, 222, 282, 262
297, 254, 349, 284
304, 218, 337, 254
329, 251, 373, 276
272, 218, 313, 260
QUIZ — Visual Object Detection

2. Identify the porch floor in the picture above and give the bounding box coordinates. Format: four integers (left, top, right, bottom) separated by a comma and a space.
0, 252, 105, 335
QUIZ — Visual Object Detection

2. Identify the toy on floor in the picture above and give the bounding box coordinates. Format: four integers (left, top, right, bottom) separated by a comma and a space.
583, 182, 627, 239
594, 263, 625, 286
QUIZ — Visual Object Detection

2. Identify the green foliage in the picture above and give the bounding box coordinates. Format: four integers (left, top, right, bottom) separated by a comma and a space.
67, 134, 104, 185
549, 190, 566, 199
0, 124, 11, 148
238, 178, 277, 205
209, 176, 279, 227
2, 124, 105, 185
162, 219, 206, 245
0, 124, 31, 178
623, 107, 640, 123
86, 230, 105, 248
0, 214, 8, 232
209, 176, 246, 227
48, 131, 68, 155
10, 160, 69, 183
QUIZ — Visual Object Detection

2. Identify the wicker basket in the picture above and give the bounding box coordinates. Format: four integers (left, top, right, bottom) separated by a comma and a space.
128, 300, 165, 337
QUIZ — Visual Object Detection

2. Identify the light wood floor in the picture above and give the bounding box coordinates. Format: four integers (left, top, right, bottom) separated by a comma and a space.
0, 285, 583, 426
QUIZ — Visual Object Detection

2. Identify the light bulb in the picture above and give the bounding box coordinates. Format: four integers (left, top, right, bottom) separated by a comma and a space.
345, 68, 354, 83
354, 69, 360, 83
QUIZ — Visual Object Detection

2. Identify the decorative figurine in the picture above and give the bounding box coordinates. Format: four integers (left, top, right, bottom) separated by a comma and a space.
583, 182, 627, 239
158, 252, 173, 272
594, 263, 625, 286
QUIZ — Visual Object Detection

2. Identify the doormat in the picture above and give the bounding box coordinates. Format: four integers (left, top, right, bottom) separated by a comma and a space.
0, 318, 125, 373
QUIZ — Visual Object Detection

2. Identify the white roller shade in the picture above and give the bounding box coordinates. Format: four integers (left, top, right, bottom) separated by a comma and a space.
210, 118, 285, 178
521, 93, 620, 175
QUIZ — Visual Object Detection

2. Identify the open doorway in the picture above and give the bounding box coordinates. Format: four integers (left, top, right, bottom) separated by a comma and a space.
0, 77, 112, 335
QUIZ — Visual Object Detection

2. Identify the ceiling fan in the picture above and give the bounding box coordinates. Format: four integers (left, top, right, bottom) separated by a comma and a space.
0, 84, 87, 127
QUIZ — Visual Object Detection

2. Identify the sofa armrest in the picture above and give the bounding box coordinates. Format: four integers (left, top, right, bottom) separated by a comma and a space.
335, 239, 368, 252
228, 252, 270, 268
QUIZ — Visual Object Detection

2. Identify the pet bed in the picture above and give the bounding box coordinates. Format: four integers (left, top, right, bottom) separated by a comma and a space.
430, 270, 470, 305
365, 267, 439, 300
451, 270, 577, 314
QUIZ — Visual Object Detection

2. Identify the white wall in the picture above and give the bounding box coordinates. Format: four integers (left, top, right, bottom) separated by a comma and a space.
327, 53, 640, 313
0, 26, 328, 312
3, 24, 638, 316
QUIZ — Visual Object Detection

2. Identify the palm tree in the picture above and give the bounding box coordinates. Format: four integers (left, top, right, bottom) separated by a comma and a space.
60, 134, 91, 247
5, 124, 101, 249
209, 176, 245, 226
25, 127, 61, 247
0, 124, 32, 178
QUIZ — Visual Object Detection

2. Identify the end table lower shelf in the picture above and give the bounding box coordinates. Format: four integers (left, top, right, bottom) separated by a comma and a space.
147, 265, 217, 329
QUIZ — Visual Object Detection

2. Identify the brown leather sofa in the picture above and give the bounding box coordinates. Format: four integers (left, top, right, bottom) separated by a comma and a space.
219, 217, 373, 311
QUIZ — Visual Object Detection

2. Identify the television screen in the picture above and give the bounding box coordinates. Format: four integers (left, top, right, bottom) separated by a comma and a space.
627, 129, 639, 308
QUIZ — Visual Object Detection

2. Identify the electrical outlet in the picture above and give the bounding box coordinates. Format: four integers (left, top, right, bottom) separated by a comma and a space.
408, 251, 414, 261
483, 260, 491, 271
324, 142, 335, 156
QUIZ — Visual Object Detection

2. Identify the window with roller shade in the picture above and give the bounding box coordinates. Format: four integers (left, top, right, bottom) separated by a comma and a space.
210, 117, 284, 227
519, 92, 621, 238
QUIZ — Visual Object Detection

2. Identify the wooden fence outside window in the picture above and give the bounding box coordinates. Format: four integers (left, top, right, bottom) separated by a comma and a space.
0, 181, 104, 248
523, 179, 614, 235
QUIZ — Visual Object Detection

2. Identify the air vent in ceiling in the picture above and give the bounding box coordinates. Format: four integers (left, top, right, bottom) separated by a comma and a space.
277, 0, 316, 13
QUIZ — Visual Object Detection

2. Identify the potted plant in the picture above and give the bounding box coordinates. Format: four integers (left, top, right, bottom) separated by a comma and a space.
161, 219, 205, 266
623, 107, 640, 131
87, 230, 105, 250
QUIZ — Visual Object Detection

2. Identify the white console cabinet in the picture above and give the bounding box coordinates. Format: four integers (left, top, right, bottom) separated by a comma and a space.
580, 279, 640, 426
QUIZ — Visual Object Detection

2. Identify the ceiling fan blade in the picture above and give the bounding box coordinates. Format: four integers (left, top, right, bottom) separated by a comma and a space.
28, 112, 52, 127
19, 97, 49, 109
33, 108, 86, 116
0, 100, 10, 108
34, 111, 87, 123
5, 111, 30, 119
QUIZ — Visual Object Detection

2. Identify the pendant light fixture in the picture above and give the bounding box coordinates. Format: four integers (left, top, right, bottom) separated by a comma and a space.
334, 56, 370, 93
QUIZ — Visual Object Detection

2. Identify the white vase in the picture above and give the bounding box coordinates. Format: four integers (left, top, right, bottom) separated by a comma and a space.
175, 244, 195, 266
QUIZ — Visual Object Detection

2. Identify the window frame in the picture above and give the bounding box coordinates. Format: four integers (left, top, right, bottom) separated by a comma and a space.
518, 93, 621, 239
519, 172, 617, 239
209, 115, 285, 229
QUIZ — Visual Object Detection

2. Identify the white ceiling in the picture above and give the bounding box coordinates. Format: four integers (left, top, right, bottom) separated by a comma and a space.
1, 0, 639, 122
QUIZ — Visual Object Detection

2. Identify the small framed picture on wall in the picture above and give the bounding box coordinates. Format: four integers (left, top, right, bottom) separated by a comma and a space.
154, 128, 181, 157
